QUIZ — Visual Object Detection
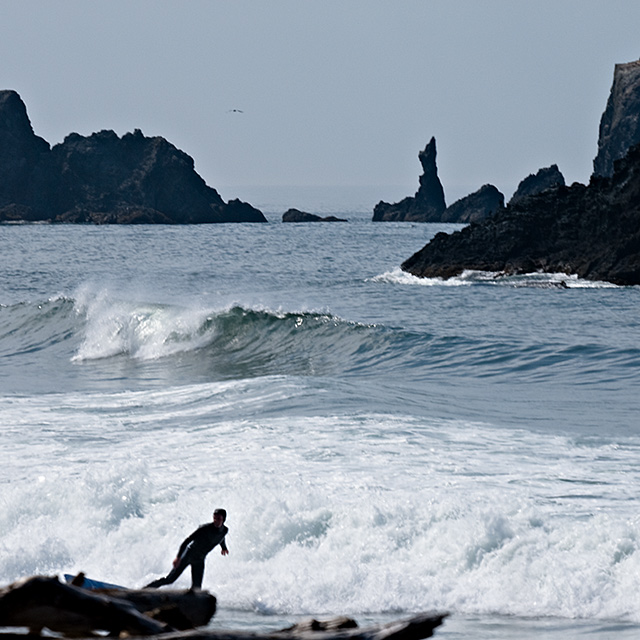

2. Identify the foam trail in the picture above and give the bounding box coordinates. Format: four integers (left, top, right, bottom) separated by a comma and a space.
372, 267, 619, 288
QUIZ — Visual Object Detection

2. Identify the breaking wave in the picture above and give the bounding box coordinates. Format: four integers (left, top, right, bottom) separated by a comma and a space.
1, 286, 638, 395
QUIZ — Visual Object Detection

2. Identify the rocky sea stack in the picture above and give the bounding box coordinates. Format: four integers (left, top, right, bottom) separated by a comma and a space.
372, 137, 446, 222
0, 90, 266, 224
401, 60, 640, 286
441, 184, 504, 224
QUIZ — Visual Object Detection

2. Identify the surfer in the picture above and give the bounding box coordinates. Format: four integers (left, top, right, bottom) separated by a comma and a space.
144, 508, 229, 590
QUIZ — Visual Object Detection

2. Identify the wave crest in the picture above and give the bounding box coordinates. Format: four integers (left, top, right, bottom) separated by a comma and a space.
2, 288, 637, 390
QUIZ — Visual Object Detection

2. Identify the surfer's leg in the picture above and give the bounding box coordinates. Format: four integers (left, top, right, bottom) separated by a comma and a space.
145, 557, 189, 588
190, 559, 205, 589
145, 576, 170, 588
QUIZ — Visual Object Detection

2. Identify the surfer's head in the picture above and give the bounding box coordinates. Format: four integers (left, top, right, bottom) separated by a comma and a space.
213, 508, 227, 525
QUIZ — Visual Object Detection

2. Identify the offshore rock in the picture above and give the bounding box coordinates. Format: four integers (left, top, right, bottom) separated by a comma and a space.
508, 164, 565, 206
593, 59, 640, 178
282, 208, 347, 222
441, 184, 504, 223
401, 141, 640, 286
0, 90, 266, 223
372, 137, 446, 222
0, 90, 50, 206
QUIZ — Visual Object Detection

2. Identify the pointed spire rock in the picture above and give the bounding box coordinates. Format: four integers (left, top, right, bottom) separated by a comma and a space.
372, 137, 446, 222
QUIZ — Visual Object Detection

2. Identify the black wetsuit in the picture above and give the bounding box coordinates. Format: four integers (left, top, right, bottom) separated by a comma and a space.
145, 522, 228, 589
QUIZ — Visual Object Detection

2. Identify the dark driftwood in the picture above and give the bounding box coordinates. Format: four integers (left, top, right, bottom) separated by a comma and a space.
0, 575, 216, 636
0, 575, 167, 636
0, 575, 446, 640
68, 573, 217, 630
124, 611, 448, 640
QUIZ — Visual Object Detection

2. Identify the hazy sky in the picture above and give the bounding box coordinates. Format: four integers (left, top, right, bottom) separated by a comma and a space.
2, 1, 640, 208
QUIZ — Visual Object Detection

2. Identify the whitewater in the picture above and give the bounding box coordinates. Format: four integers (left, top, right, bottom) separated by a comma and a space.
2, 208, 640, 639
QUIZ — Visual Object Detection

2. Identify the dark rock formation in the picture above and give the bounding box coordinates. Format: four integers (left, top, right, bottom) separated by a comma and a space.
0, 90, 266, 224
372, 137, 446, 222
0, 91, 50, 207
593, 59, 640, 178
508, 164, 565, 206
282, 208, 347, 222
401, 141, 640, 286
441, 184, 504, 223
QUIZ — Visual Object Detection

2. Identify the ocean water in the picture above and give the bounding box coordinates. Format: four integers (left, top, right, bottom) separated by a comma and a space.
2, 205, 640, 639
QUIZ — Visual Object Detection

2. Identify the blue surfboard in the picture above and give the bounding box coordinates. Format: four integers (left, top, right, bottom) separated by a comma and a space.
64, 573, 126, 590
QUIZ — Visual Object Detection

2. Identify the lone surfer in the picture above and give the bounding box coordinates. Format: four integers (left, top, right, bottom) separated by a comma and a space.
144, 508, 229, 590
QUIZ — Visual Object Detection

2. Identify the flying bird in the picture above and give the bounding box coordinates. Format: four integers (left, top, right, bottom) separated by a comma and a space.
227, 109, 244, 113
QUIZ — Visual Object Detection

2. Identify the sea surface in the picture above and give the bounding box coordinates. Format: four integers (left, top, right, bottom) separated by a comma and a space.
2, 195, 640, 639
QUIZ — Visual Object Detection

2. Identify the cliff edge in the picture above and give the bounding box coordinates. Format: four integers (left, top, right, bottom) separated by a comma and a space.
593, 60, 640, 178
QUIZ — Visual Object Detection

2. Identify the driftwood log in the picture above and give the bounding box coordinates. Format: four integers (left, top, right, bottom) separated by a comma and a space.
97, 612, 448, 640
0, 575, 216, 636
0, 575, 447, 640
69, 573, 217, 629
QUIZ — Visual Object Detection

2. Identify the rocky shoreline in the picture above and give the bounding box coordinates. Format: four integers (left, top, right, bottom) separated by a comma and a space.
401, 140, 640, 286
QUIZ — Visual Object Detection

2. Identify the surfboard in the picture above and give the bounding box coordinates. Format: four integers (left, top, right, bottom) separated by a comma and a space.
63, 574, 126, 590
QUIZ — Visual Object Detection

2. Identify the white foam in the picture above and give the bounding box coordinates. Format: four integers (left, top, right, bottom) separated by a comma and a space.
2, 389, 640, 621
371, 268, 620, 289
370, 267, 469, 286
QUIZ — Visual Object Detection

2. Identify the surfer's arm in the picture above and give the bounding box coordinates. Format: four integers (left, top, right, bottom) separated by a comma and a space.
220, 538, 229, 555
176, 530, 197, 559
